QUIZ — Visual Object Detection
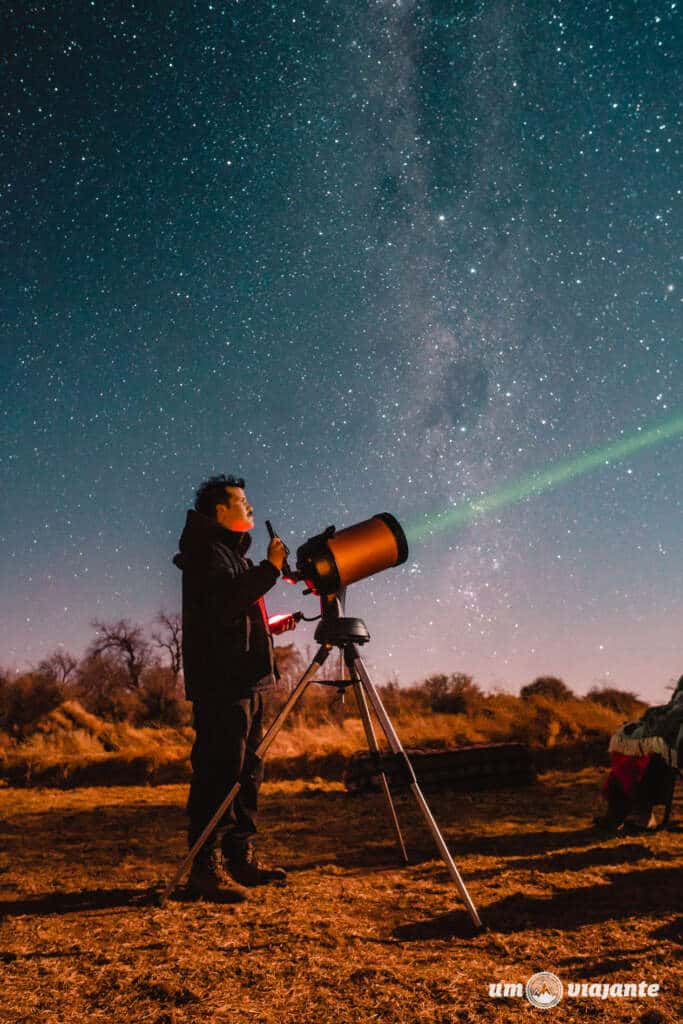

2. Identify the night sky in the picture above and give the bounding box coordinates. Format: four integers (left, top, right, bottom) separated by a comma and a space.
2, 1, 681, 700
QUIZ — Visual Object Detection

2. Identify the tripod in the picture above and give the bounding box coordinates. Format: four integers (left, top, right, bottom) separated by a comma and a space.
160, 597, 482, 928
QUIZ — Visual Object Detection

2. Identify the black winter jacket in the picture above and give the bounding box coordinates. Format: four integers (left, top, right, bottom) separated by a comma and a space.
173, 510, 280, 701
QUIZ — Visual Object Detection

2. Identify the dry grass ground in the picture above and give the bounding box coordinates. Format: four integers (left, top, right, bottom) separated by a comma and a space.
0, 768, 680, 1023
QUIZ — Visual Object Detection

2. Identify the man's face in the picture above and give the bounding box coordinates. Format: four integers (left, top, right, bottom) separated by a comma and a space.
215, 486, 254, 532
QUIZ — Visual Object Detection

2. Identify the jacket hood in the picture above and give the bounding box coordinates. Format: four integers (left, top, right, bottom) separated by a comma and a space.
173, 509, 252, 569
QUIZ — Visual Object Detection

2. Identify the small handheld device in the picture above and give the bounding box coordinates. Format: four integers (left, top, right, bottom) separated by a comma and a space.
267, 610, 304, 634
265, 519, 297, 582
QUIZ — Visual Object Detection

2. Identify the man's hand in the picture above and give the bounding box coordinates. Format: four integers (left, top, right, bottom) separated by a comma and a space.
267, 537, 288, 572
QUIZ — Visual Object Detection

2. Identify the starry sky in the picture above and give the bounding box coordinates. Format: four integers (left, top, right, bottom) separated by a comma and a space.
2, 1, 681, 700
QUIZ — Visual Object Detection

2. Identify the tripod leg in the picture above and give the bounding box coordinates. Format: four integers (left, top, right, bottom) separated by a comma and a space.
159, 645, 331, 906
350, 650, 482, 928
351, 676, 409, 864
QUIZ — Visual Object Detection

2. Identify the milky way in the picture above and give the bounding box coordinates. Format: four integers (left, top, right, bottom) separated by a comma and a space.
1, 2, 681, 699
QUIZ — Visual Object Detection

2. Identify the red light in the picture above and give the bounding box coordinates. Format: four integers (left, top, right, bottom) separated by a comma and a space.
267, 613, 291, 628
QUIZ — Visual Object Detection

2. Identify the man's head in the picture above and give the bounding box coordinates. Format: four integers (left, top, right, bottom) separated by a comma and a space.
194, 474, 254, 532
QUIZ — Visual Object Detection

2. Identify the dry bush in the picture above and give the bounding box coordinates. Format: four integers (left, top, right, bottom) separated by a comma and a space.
267, 706, 491, 762
273, 642, 308, 692
391, 684, 430, 715
73, 653, 145, 722
469, 693, 529, 742
421, 672, 484, 714
74, 653, 190, 728
484, 693, 623, 747
584, 686, 646, 719
0, 670, 64, 737
520, 675, 575, 701
1, 635, 644, 784
391, 710, 489, 749
264, 679, 357, 729
0, 699, 192, 780
0, 682, 632, 785
137, 665, 190, 726
378, 679, 402, 716
269, 716, 367, 760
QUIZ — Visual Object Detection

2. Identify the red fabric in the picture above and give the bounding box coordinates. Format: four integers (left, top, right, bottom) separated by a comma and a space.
257, 596, 270, 633
603, 752, 651, 798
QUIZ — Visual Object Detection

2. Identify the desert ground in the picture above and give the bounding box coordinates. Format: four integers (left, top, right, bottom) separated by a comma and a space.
0, 767, 680, 1023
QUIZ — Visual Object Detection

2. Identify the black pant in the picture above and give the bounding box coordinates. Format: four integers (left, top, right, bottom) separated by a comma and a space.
187, 691, 264, 854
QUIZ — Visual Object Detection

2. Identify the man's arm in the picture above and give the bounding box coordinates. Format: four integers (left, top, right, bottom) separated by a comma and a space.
207, 545, 280, 620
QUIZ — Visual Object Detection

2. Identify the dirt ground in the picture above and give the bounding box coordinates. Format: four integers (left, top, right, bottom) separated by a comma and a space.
0, 768, 680, 1023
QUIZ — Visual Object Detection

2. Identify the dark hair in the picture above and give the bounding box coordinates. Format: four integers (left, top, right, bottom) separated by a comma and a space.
194, 474, 245, 518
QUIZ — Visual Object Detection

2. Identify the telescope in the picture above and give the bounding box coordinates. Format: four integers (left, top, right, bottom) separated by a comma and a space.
267, 513, 408, 612
267, 512, 409, 641
294, 513, 408, 597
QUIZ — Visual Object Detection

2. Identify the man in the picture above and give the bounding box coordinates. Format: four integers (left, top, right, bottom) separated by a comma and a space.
174, 474, 296, 900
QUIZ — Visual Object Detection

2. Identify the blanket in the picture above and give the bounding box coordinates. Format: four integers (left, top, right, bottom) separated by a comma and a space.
609, 689, 683, 768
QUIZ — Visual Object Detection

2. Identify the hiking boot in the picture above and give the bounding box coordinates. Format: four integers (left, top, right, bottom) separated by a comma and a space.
187, 848, 249, 902
223, 842, 287, 887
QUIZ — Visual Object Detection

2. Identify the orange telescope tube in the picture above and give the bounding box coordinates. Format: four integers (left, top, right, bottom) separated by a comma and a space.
295, 513, 408, 595
329, 515, 405, 587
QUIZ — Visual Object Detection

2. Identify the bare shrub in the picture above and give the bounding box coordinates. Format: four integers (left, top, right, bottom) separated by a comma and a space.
37, 650, 78, 685
152, 611, 182, 683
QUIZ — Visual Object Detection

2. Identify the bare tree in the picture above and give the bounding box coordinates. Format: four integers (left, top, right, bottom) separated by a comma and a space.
87, 619, 151, 690
38, 649, 78, 686
152, 611, 183, 682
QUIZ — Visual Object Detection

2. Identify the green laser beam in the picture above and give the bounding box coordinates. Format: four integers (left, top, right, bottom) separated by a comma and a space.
405, 412, 683, 545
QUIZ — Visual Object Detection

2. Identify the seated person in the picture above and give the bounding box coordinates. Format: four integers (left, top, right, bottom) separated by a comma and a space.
595, 676, 682, 833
